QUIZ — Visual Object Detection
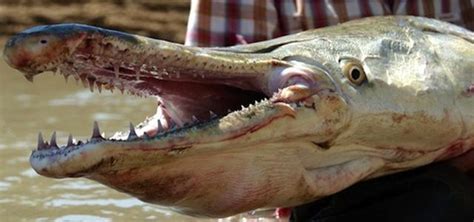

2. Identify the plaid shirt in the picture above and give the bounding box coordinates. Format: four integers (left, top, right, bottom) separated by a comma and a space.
185, 0, 473, 47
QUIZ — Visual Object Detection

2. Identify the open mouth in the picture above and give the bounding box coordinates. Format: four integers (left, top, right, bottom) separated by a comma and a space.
32, 33, 276, 151
3, 24, 336, 160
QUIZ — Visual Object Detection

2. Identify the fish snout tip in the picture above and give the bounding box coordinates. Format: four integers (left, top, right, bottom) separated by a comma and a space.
2, 27, 86, 77
3, 38, 40, 82
3, 46, 39, 81
3, 37, 28, 70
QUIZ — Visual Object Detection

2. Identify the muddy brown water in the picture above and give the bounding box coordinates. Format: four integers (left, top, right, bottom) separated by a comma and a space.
0, 52, 283, 221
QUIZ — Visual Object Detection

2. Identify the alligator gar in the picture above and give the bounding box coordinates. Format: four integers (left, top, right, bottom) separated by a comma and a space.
3, 16, 474, 217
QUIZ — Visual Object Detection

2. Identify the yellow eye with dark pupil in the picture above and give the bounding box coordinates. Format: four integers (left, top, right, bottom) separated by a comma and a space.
343, 62, 366, 85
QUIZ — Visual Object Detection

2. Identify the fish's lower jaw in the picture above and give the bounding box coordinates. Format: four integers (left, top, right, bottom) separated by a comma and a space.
30, 142, 109, 178
78, 142, 327, 217
27, 105, 303, 178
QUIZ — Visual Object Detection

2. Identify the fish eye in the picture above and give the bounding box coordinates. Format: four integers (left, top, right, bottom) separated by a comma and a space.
40, 39, 48, 44
342, 62, 366, 85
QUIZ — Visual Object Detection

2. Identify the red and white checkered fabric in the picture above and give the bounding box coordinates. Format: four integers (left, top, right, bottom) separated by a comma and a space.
185, 0, 473, 47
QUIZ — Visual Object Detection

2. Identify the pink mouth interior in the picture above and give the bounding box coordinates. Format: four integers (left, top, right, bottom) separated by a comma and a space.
134, 79, 267, 137
60, 51, 268, 139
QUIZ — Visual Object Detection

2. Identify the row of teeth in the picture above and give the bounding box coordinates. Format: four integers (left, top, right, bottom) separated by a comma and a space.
67, 53, 206, 95
44, 53, 159, 97
35, 95, 276, 151
55, 65, 148, 97
34, 95, 279, 152
36, 110, 220, 151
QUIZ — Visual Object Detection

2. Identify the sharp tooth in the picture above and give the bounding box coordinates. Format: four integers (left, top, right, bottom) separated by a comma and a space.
37, 132, 46, 150
88, 79, 95, 92
108, 79, 115, 93
50, 131, 58, 148
209, 110, 217, 119
192, 115, 199, 123
157, 120, 164, 132
80, 75, 88, 88
96, 82, 102, 93
227, 109, 232, 113
64, 74, 70, 83
67, 134, 74, 147
91, 121, 104, 141
128, 122, 138, 140
118, 82, 125, 94
24, 74, 34, 82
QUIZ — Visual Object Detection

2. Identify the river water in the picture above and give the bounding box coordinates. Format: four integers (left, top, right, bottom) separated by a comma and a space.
0, 51, 281, 221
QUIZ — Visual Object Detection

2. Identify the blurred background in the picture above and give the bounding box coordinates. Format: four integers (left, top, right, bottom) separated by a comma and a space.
0, 0, 190, 44
0, 1, 264, 221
